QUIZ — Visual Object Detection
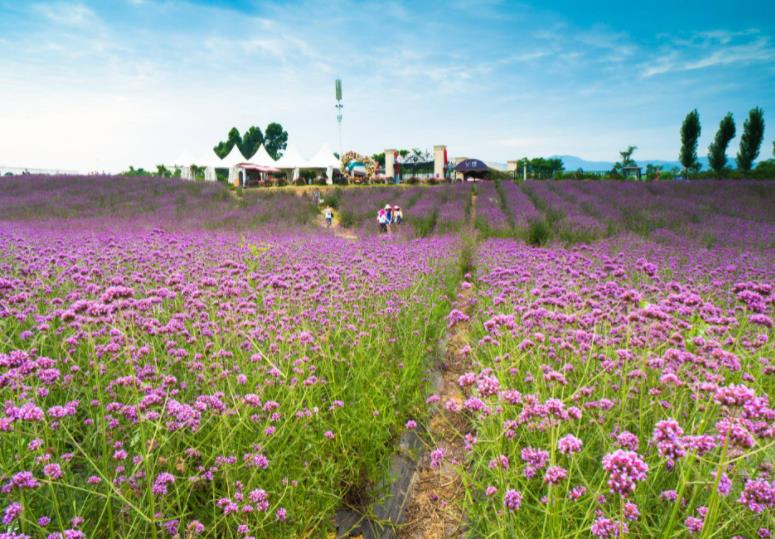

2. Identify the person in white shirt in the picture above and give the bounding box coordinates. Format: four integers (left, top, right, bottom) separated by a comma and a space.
324, 207, 334, 227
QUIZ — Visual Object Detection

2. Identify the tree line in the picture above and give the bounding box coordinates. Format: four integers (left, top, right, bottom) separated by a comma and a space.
680, 107, 770, 176
511, 107, 772, 181
213, 123, 288, 160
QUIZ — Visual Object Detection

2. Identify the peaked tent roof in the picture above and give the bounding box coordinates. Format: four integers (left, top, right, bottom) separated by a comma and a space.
245, 144, 277, 167
171, 150, 221, 168
219, 145, 248, 168
307, 144, 339, 169
273, 146, 306, 169
171, 151, 197, 166
193, 150, 222, 168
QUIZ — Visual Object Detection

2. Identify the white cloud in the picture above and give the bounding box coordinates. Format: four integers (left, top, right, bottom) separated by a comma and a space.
641, 31, 775, 77
32, 2, 96, 26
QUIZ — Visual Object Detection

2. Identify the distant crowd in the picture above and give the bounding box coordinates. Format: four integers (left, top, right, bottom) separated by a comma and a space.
377, 204, 403, 233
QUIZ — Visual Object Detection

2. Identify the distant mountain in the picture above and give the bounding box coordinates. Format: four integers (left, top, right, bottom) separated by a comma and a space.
551, 155, 713, 172
485, 161, 508, 171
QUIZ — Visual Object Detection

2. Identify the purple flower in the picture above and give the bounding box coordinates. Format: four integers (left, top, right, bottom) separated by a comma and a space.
2, 502, 22, 525
44, 463, 63, 480
738, 478, 775, 513
685, 516, 704, 535
616, 431, 639, 451
503, 489, 523, 511
187, 521, 205, 535
713, 471, 732, 496
602, 450, 648, 497
430, 447, 446, 469
11, 471, 39, 490
558, 434, 583, 454
591, 516, 627, 538
152, 472, 175, 496
652, 419, 685, 465
543, 465, 568, 485
446, 309, 470, 328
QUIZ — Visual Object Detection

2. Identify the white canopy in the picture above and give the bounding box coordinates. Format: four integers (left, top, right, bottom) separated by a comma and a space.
194, 151, 223, 168
247, 144, 277, 167
170, 150, 221, 168
306, 144, 339, 169
172, 151, 196, 166
273, 146, 306, 169
219, 145, 248, 168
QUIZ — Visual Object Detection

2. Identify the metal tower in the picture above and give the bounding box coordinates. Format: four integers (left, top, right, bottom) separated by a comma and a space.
335, 79, 343, 156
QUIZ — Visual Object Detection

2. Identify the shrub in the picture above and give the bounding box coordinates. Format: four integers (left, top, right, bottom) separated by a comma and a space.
338, 209, 356, 228
527, 219, 550, 246
413, 209, 438, 238
322, 190, 341, 209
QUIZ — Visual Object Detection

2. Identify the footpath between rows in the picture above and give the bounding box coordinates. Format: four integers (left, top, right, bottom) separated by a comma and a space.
333, 190, 480, 538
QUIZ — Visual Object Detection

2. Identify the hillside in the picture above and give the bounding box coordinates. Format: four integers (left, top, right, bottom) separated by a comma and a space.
551, 154, 713, 171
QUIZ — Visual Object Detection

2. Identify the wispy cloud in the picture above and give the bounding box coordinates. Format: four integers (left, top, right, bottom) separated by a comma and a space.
642, 30, 775, 77
32, 2, 96, 26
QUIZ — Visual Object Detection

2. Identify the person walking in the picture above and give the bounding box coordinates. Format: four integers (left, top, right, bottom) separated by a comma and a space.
385, 204, 395, 234
393, 205, 402, 226
324, 207, 334, 228
377, 209, 387, 233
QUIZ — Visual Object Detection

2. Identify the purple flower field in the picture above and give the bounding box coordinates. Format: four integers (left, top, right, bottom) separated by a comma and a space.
0, 175, 773, 537
463, 235, 773, 537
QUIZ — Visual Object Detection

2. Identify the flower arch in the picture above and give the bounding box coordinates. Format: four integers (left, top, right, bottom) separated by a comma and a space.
340, 151, 377, 183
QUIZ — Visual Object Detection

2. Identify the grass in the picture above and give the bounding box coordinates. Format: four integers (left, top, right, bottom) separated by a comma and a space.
413, 209, 438, 238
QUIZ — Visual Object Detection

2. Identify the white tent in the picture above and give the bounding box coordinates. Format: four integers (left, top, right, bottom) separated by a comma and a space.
273, 146, 307, 182
170, 152, 196, 180
194, 151, 221, 167
168, 151, 221, 181
306, 145, 340, 184
218, 146, 248, 185
220, 145, 248, 168
248, 144, 277, 167
307, 144, 339, 169
273, 146, 306, 169
193, 151, 221, 181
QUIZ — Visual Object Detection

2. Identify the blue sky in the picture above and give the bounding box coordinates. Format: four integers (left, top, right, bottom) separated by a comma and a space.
1, 0, 773, 171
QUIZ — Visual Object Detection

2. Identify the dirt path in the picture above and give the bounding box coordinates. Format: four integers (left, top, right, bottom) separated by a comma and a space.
398, 190, 477, 539
318, 209, 358, 241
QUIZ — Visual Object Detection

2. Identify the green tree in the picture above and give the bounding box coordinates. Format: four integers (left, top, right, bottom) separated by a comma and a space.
524, 157, 564, 179
238, 126, 264, 160
679, 109, 702, 172
264, 122, 288, 160
736, 107, 765, 173
619, 145, 637, 167
121, 166, 152, 176
611, 146, 637, 177
213, 127, 242, 159
371, 152, 386, 167
708, 113, 736, 175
